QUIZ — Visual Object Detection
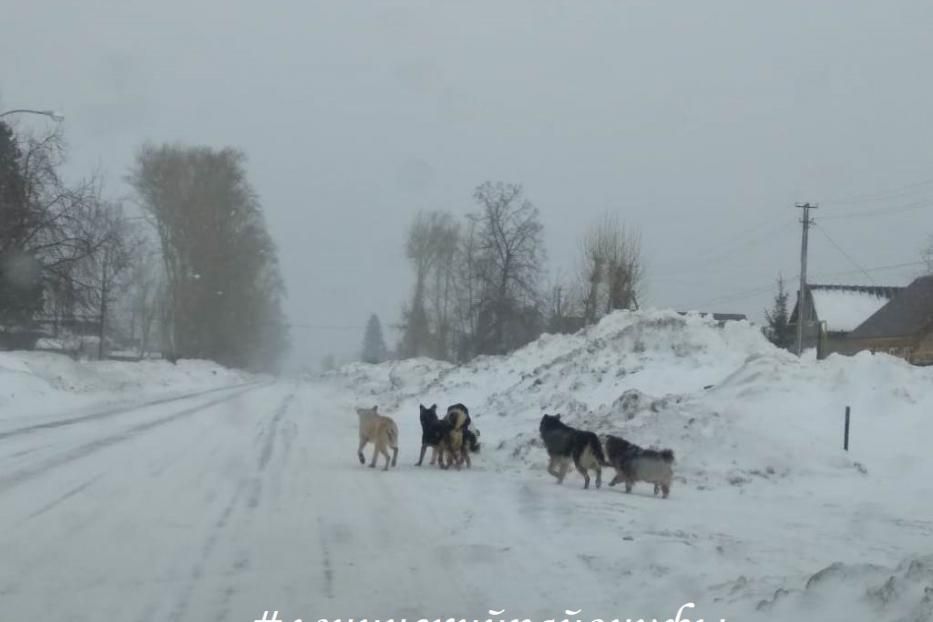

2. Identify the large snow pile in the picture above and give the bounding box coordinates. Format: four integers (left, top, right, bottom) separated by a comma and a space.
330, 309, 933, 489
0, 351, 252, 419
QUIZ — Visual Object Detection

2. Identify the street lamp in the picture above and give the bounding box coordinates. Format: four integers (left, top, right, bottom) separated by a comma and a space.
0, 109, 65, 122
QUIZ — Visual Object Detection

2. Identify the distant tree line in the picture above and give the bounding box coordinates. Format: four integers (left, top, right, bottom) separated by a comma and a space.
393, 181, 644, 363
0, 118, 288, 372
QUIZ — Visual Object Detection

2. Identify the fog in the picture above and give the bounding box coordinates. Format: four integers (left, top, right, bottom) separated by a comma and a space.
4, 1, 933, 368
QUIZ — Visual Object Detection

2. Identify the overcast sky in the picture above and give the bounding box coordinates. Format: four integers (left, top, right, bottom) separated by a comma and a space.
4, 1, 933, 369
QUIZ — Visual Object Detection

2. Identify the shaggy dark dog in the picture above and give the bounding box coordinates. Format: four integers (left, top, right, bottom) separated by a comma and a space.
604, 434, 675, 498
538, 414, 607, 489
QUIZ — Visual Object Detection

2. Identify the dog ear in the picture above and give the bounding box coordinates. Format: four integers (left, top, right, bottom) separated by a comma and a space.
555, 414, 561, 420
431, 403, 436, 410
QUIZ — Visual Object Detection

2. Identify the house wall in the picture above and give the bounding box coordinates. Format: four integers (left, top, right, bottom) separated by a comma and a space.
817, 332, 851, 359
909, 330, 933, 365
835, 336, 916, 361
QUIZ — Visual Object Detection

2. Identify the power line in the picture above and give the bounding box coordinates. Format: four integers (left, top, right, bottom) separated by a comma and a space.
821, 176, 933, 206
652, 220, 794, 278
809, 260, 928, 280
813, 223, 876, 285
820, 197, 933, 221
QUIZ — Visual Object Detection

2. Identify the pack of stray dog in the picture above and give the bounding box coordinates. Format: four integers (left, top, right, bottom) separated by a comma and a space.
539, 413, 675, 497
354, 402, 480, 472
354, 402, 675, 499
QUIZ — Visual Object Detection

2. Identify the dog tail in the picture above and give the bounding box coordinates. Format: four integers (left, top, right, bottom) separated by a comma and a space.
386, 420, 399, 449
660, 448, 675, 463
467, 429, 481, 453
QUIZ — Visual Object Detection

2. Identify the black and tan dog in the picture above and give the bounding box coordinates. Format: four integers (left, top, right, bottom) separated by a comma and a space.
538, 414, 606, 489
416, 404, 452, 467
604, 434, 675, 498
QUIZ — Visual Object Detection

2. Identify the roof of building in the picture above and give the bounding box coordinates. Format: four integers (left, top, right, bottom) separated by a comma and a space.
677, 311, 748, 322
791, 284, 903, 333
847, 275, 933, 340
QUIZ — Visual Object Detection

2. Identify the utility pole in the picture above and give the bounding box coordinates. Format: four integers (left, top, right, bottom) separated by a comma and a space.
795, 202, 818, 355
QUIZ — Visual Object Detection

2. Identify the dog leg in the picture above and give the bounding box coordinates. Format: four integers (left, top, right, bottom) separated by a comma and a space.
653, 483, 660, 496
557, 459, 570, 484
661, 483, 670, 498
381, 444, 392, 471
608, 472, 621, 487
575, 462, 591, 489
357, 437, 368, 465
369, 440, 381, 469
391, 446, 398, 468
595, 467, 602, 489
416, 444, 427, 466
624, 478, 633, 493
429, 446, 437, 465
462, 446, 471, 469
547, 457, 561, 480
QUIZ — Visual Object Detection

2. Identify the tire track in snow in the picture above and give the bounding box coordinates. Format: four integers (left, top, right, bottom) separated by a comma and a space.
167, 479, 249, 622
0, 385, 259, 494
317, 517, 336, 601
212, 391, 298, 622
0, 380, 266, 440
249, 392, 295, 508
167, 390, 297, 622
23, 473, 105, 521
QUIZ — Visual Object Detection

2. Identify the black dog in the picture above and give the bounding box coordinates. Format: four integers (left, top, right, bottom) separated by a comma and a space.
539, 414, 607, 489
417, 404, 452, 467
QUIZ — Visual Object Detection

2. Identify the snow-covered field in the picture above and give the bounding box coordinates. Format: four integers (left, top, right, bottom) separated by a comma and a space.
2, 311, 932, 621
323, 310, 933, 621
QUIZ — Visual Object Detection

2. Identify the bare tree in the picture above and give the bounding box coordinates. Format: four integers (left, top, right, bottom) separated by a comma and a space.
80, 203, 140, 358
426, 214, 459, 360
545, 272, 582, 335
0, 121, 111, 332
123, 240, 165, 358
470, 181, 545, 355
400, 210, 458, 358
577, 213, 643, 325
452, 216, 481, 361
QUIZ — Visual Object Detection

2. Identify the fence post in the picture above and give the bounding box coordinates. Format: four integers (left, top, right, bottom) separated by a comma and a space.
844, 406, 850, 451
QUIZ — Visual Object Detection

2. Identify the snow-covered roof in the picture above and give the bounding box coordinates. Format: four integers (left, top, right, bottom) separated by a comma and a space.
810, 287, 892, 333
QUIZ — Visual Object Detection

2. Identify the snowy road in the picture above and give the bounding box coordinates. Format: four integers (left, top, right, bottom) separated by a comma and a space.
3, 379, 932, 621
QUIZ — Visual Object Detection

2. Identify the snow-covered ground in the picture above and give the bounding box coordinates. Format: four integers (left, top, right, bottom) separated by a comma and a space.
2, 311, 932, 621
0, 350, 255, 424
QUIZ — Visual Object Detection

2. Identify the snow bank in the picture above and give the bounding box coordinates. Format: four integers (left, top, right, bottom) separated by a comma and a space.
734, 555, 933, 622
0, 351, 253, 419
329, 309, 933, 490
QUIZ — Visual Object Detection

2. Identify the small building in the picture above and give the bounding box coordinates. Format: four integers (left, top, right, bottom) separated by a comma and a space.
841, 275, 933, 365
788, 284, 902, 356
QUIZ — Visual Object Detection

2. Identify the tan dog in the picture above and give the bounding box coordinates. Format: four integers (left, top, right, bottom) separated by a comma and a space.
356, 406, 399, 471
